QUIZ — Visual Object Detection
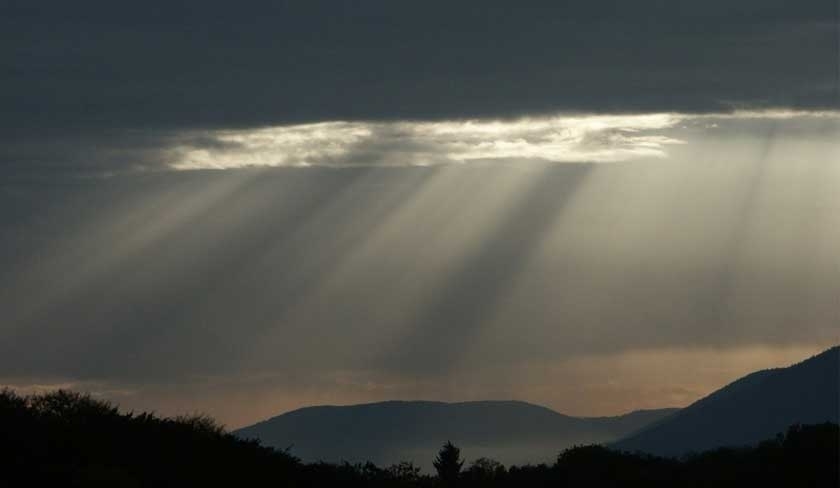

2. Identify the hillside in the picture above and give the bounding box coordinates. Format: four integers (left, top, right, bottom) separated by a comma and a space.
613, 346, 840, 456
0, 389, 298, 486
234, 400, 678, 469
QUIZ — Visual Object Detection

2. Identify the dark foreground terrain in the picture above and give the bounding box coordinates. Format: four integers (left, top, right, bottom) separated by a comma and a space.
1, 389, 837, 487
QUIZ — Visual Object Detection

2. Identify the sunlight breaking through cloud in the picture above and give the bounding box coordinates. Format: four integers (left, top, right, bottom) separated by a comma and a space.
169, 110, 840, 170
171, 114, 686, 169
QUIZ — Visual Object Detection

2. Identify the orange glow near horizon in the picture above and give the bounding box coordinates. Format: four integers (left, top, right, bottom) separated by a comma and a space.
3, 342, 834, 429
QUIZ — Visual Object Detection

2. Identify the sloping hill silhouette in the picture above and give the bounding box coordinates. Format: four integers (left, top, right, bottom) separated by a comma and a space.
613, 346, 840, 456
235, 400, 677, 469
0, 389, 299, 487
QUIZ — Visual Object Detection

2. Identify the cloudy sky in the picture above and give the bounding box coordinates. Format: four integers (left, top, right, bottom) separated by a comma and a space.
1, 1, 838, 427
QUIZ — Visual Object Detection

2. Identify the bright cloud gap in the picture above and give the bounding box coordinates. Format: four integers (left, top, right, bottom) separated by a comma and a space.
170, 111, 839, 170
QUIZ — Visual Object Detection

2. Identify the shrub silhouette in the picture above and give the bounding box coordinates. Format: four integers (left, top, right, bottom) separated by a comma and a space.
387, 461, 423, 486
463, 457, 506, 486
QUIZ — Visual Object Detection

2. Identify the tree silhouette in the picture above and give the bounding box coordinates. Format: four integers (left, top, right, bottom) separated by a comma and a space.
463, 457, 505, 485
386, 461, 423, 486
433, 441, 464, 487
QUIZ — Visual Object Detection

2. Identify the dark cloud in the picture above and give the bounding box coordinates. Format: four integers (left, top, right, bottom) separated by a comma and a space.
2, 1, 837, 171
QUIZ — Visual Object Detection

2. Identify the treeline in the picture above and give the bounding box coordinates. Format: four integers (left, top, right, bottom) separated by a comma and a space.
1, 389, 837, 487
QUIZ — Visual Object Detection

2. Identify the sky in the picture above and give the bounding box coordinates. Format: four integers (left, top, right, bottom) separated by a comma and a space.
1, 1, 838, 428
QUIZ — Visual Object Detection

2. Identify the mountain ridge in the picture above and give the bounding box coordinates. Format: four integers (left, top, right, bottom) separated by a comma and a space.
235, 346, 838, 466
612, 346, 839, 456
235, 399, 678, 469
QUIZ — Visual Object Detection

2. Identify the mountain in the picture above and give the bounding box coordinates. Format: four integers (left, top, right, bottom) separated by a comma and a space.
613, 346, 840, 457
234, 400, 677, 469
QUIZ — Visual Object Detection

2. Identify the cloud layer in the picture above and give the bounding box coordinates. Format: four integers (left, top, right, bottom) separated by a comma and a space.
2, 1, 837, 174
4, 111, 836, 174
171, 114, 685, 169
4, 1, 836, 129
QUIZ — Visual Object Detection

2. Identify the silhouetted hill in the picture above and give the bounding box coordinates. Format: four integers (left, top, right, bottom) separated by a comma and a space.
234, 400, 678, 469
613, 346, 840, 456
0, 389, 299, 487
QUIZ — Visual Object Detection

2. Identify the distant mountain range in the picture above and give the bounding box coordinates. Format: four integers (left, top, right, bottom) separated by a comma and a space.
234, 401, 677, 469
612, 346, 839, 456
235, 346, 839, 467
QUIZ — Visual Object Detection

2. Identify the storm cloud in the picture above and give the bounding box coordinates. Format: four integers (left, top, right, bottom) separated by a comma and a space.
2, 0, 838, 173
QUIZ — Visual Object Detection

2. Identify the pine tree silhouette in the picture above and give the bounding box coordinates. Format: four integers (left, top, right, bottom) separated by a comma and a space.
433, 441, 463, 487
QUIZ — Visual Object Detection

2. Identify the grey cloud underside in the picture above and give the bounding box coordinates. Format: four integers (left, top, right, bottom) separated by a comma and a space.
2, 1, 837, 136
